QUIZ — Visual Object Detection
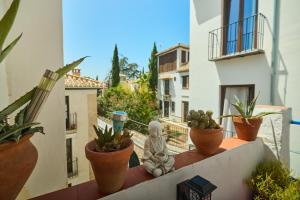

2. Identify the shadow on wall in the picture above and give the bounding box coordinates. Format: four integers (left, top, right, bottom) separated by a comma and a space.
263, 7, 289, 106
215, 54, 272, 104
193, 0, 220, 25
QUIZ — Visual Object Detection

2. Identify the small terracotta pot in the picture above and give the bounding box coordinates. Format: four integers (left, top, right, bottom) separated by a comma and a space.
0, 134, 38, 200
85, 140, 134, 195
232, 116, 262, 141
190, 128, 223, 155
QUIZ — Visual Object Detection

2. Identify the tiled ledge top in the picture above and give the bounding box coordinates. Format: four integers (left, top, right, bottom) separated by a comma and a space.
31, 138, 248, 200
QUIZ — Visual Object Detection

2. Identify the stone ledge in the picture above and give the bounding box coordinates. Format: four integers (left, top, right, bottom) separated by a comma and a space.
31, 138, 248, 200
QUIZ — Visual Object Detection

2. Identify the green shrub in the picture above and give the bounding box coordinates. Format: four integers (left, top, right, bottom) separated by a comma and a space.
98, 81, 158, 134
248, 161, 300, 200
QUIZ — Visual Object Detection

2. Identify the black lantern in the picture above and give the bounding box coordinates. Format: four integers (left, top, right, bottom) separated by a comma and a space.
177, 175, 217, 200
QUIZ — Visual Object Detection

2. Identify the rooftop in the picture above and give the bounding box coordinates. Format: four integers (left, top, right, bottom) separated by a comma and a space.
156, 43, 189, 56
65, 74, 104, 89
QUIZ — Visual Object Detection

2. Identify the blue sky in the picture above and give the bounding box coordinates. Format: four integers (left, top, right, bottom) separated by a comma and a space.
63, 0, 190, 80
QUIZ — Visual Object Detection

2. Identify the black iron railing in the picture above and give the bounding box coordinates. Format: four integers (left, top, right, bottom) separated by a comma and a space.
66, 112, 77, 131
208, 13, 266, 61
67, 158, 78, 178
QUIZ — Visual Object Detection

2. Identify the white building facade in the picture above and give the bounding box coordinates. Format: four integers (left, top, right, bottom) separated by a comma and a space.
157, 44, 190, 123
190, 0, 300, 175
64, 70, 101, 186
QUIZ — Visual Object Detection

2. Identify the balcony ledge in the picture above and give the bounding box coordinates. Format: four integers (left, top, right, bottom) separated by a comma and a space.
209, 49, 264, 62
31, 138, 257, 200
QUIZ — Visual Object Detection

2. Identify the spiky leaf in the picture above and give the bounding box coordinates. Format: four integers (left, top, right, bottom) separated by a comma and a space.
0, 88, 35, 121
0, 33, 22, 63
55, 57, 88, 79
0, 0, 20, 50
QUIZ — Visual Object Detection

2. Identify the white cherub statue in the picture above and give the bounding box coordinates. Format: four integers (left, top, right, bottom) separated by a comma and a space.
142, 121, 175, 177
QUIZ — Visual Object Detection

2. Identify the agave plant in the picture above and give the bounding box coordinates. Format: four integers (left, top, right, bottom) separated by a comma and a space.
93, 125, 132, 152
0, 0, 87, 144
222, 93, 279, 119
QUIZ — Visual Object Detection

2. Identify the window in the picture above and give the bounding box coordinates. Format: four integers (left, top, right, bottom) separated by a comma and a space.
182, 76, 189, 89
182, 101, 189, 122
164, 101, 170, 117
65, 96, 70, 129
164, 80, 170, 95
181, 50, 187, 64
222, 0, 258, 55
66, 138, 73, 177
220, 84, 255, 136
159, 100, 163, 110
171, 102, 175, 113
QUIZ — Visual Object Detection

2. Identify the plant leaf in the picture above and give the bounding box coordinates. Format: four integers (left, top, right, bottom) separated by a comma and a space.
248, 93, 260, 117
0, 0, 20, 50
0, 33, 22, 63
0, 88, 35, 121
254, 112, 281, 118
0, 122, 39, 143
55, 57, 88, 80
232, 103, 246, 118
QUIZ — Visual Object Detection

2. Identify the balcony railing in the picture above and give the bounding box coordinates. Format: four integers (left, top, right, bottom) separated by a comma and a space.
208, 13, 266, 61
66, 112, 77, 131
67, 158, 78, 178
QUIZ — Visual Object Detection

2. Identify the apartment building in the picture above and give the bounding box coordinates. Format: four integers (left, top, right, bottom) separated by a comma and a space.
157, 44, 190, 123
190, 0, 300, 175
64, 68, 102, 186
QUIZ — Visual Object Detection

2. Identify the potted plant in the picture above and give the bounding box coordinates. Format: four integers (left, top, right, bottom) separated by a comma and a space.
187, 110, 223, 155
85, 125, 133, 194
222, 94, 278, 141
0, 1, 86, 199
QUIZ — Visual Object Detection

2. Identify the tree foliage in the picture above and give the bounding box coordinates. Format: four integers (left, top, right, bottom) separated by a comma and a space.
98, 74, 158, 134
119, 56, 140, 80
148, 43, 158, 91
111, 44, 120, 87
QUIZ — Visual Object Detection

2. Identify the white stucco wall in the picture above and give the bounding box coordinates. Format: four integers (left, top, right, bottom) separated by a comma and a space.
102, 139, 268, 200
190, 0, 300, 175
65, 89, 97, 186
0, 0, 67, 199
157, 47, 190, 123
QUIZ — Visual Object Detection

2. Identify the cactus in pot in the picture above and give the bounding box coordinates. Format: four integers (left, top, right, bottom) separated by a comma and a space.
187, 110, 223, 156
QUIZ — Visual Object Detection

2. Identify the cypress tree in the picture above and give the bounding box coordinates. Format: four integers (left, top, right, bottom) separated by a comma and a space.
148, 43, 158, 91
111, 44, 120, 87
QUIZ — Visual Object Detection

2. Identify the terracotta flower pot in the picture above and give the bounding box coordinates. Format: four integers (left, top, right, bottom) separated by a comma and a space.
0, 134, 38, 200
190, 128, 223, 156
232, 116, 262, 141
85, 140, 134, 195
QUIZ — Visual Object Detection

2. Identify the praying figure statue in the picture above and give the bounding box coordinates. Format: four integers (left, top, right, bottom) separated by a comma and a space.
142, 121, 175, 177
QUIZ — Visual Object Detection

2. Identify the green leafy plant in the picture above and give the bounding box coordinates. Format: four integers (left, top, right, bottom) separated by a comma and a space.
248, 161, 300, 200
93, 125, 132, 152
0, 0, 86, 144
187, 110, 220, 129
222, 94, 279, 119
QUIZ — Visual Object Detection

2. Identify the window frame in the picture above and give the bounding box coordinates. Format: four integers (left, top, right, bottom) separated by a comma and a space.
182, 75, 189, 89
222, 0, 258, 55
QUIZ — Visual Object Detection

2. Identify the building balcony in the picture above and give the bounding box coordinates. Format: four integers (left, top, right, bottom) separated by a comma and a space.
208, 13, 266, 61
66, 113, 77, 133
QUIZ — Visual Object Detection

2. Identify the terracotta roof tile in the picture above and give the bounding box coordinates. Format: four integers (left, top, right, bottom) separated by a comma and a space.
64, 74, 104, 89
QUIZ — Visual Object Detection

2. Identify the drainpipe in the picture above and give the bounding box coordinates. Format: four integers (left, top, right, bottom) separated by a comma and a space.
270, 0, 280, 105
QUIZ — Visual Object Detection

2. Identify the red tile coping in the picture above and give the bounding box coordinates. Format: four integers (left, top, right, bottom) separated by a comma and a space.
31, 138, 247, 200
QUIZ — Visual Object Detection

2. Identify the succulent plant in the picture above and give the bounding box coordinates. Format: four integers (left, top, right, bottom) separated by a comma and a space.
221, 93, 279, 119
93, 125, 132, 152
187, 110, 220, 129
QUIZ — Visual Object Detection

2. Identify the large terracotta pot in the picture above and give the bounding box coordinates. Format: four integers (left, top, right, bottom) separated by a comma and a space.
232, 116, 263, 141
85, 140, 134, 195
0, 134, 38, 200
190, 128, 223, 156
